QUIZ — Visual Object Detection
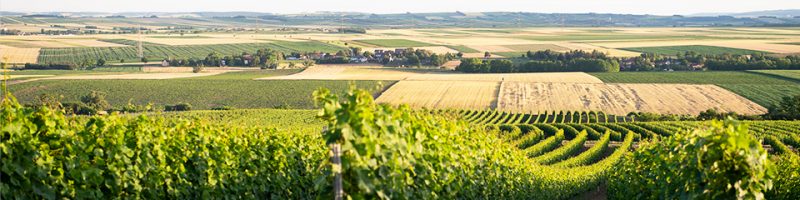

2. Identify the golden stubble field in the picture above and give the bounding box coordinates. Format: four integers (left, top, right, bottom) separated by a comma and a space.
375, 80, 500, 110
497, 82, 767, 115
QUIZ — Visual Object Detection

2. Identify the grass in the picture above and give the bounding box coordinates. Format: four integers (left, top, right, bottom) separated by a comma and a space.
8, 79, 393, 110
749, 70, 800, 81
353, 39, 435, 47
446, 45, 480, 53
621, 45, 766, 55
590, 71, 800, 107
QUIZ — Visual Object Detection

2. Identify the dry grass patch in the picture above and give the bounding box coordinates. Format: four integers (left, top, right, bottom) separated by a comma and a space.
498, 82, 767, 115
375, 80, 499, 110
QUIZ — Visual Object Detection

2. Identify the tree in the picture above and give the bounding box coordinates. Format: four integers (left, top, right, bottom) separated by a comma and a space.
766, 95, 800, 120
484, 51, 491, 58
489, 59, 514, 73
141, 57, 148, 64
96, 58, 106, 67
80, 91, 111, 111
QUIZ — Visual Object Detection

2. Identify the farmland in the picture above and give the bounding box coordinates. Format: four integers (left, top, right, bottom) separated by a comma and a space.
0, 47, 40, 63
621, 45, 767, 55
3, 25, 800, 199
497, 82, 766, 115
590, 71, 800, 107
375, 80, 500, 109
352, 39, 435, 47
37, 41, 346, 64
8, 79, 390, 109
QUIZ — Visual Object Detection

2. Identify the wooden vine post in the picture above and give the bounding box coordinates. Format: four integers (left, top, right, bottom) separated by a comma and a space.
325, 126, 344, 200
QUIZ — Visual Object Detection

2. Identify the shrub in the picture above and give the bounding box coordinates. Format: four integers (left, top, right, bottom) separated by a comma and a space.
164, 103, 192, 111
608, 119, 774, 199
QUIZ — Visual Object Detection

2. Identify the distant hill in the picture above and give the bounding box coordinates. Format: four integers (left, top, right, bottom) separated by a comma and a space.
693, 9, 800, 18
5, 10, 800, 28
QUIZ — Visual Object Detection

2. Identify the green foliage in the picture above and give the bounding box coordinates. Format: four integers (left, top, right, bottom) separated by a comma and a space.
609, 119, 775, 200
0, 93, 327, 199
553, 131, 612, 168
524, 130, 565, 157
768, 154, 800, 200
766, 95, 800, 120
531, 130, 588, 165
164, 102, 192, 111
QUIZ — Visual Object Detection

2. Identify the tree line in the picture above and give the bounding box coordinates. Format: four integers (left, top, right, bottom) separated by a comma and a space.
456, 50, 620, 73
624, 51, 800, 71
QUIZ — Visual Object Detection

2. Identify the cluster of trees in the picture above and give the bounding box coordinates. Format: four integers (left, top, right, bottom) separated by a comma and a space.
454, 58, 513, 73
383, 48, 458, 67
624, 51, 800, 71
165, 48, 286, 69
765, 95, 800, 120
456, 50, 619, 73
706, 54, 800, 71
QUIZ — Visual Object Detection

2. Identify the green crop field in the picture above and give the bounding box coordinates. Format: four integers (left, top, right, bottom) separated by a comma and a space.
590, 71, 800, 107
163, 108, 321, 133
37, 41, 346, 64
590, 71, 796, 84
8, 79, 391, 110
621, 45, 766, 55
503, 44, 570, 52
353, 39, 434, 47
750, 70, 800, 81
445, 45, 480, 53
718, 84, 800, 107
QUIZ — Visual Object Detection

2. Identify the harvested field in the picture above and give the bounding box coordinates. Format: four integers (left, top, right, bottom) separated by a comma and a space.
375, 80, 499, 110
0, 47, 40, 63
497, 82, 767, 115
263, 65, 604, 83
406, 72, 604, 83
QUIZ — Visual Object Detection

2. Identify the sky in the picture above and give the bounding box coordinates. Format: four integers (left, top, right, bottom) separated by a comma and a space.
2, 0, 800, 15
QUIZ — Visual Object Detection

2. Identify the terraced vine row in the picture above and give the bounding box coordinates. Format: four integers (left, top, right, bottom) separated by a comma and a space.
452, 110, 633, 124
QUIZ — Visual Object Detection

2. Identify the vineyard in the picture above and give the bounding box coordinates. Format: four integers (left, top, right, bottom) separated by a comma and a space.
2, 85, 799, 199
36, 41, 346, 64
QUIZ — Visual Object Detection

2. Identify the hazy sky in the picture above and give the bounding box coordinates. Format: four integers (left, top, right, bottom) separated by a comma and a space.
2, 0, 800, 15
